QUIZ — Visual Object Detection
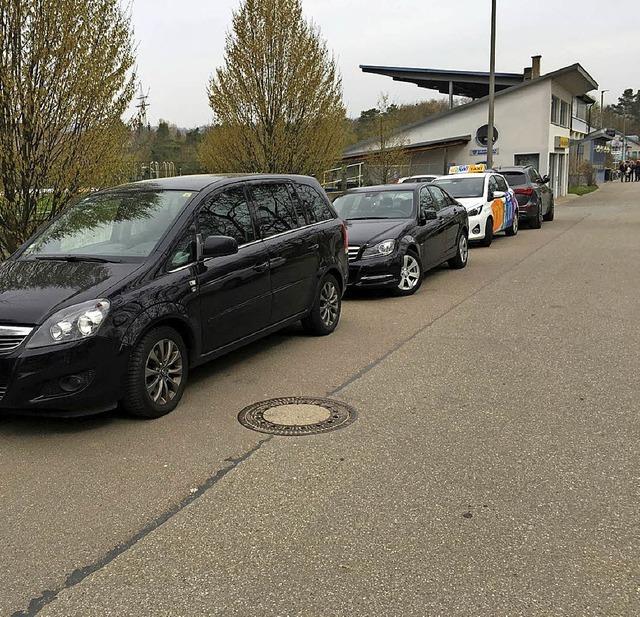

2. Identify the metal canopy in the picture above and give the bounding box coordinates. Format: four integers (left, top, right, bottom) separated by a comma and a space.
360, 65, 524, 99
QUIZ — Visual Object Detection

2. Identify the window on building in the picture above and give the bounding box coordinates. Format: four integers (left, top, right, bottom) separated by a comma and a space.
560, 100, 570, 127
551, 95, 570, 128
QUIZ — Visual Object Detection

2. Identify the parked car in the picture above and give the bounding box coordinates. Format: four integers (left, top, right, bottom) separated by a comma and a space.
431, 167, 518, 246
332, 184, 469, 296
398, 174, 439, 184
498, 165, 554, 228
0, 174, 348, 418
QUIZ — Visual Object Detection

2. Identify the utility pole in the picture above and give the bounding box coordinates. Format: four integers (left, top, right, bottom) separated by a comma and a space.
135, 84, 150, 133
486, 0, 497, 168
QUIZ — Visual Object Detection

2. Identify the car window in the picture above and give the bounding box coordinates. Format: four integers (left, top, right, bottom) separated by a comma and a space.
431, 176, 484, 198
198, 186, 256, 246
529, 168, 543, 183
251, 183, 303, 236
488, 176, 499, 196
295, 183, 335, 223
167, 230, 196, 270
495, 175, 509, 192
501, 171, 527, 186
419, 186, 436, 210
428, 186, 448, 210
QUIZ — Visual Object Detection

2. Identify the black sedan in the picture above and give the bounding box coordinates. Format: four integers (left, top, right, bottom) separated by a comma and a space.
332, 183, 469, 296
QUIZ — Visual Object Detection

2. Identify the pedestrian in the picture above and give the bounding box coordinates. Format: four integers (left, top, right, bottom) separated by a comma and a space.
625, 162, 632, 182
635, 160, 640, 182
619, 160, 626, 182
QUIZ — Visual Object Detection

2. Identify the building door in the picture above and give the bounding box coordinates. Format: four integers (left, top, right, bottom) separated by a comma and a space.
549, 154, 558, 197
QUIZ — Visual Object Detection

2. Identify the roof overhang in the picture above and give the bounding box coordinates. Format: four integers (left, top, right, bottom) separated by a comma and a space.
360, 65, 524, 99
342, 135, 472, 161
551, 64, 598, 97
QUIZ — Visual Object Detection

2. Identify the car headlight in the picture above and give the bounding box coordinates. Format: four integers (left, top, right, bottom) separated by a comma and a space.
361, 239, 396, 258
26, 299, 111, 349
468, 204, 484, 217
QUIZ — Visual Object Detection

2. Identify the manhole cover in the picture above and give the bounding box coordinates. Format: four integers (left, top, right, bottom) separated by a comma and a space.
238, 397, 357, 436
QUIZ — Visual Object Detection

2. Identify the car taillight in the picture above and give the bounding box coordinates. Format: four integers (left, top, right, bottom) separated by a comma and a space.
341, 221, 348, 252
514, 187, 534, 195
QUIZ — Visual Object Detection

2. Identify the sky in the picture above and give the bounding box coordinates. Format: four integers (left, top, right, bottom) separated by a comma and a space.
129, 0, 638, 128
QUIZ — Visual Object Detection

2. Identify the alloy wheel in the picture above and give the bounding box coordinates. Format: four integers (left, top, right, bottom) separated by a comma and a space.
145, 339, 183, 405
399, 254, 421, 291
459, 234, 468, 264
319, 280, 340, 327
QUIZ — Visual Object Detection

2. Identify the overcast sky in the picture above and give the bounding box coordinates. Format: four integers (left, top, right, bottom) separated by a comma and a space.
129, 0, 638, 128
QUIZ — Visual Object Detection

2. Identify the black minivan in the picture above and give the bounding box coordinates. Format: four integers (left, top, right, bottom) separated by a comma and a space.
0, 174, 348, 418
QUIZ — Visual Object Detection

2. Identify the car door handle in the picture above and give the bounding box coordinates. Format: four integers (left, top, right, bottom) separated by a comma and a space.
269, 256, 286, 268
308, 243, 320, 252
252, 262, 269, 273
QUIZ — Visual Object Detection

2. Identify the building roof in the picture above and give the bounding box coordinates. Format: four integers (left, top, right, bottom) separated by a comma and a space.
360, 65, 525, 99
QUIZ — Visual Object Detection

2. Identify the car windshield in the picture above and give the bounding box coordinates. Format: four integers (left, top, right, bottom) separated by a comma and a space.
501, 172, 527, 186
23, 189, 193, 260
332, 190, 414, 219
432, 177, 485, 198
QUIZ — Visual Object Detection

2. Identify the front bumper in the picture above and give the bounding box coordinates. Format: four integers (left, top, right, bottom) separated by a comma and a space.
348, 253, 403, 289
0, 336, 131, 416
468, 214, 487, 240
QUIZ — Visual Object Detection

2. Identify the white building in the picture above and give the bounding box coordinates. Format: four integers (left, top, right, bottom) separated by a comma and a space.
343, 60, 598, 198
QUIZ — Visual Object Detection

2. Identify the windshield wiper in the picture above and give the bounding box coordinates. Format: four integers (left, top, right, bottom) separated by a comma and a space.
34, 255, 122, 263
346, 216, 390, 220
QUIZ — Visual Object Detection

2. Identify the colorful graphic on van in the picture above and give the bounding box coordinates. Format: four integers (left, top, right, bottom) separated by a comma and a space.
504, 190, 516, 227
490, 190, 516, 232
491, 199, 504, 231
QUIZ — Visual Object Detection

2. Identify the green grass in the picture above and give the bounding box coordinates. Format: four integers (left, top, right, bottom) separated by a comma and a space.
568, 185, 599, 196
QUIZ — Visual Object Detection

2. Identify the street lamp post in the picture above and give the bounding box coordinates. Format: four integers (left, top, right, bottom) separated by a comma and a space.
486, 0, 497, 168
622, 112, 627, 162
600, 89, 609, 129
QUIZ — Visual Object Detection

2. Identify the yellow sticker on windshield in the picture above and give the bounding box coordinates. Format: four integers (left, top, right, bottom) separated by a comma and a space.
182, 192, 193, 197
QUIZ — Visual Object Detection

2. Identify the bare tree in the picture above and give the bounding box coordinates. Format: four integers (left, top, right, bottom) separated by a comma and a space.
0, 0, 136, 257
363, 94, 410, 184
201, 0, 346, 178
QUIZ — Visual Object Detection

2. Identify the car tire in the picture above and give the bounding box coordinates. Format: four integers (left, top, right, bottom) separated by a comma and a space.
531, 204, 542, 229
505, 210, 518, 236
479, 218, 493, 247
543, 198, 555, 221
448, 231, 469, 269
302, 274, 341, 336
123, 326, 188, 419
392, 250, 423, 296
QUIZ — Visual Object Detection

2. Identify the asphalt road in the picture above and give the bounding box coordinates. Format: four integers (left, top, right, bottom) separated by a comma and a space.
2, 182, 639, 616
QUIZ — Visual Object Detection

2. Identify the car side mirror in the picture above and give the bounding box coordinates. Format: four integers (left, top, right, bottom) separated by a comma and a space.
492, 190, 506, 199
200, 235, 239, 260
542, 175, 550, 184
423, 208, 437, 221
